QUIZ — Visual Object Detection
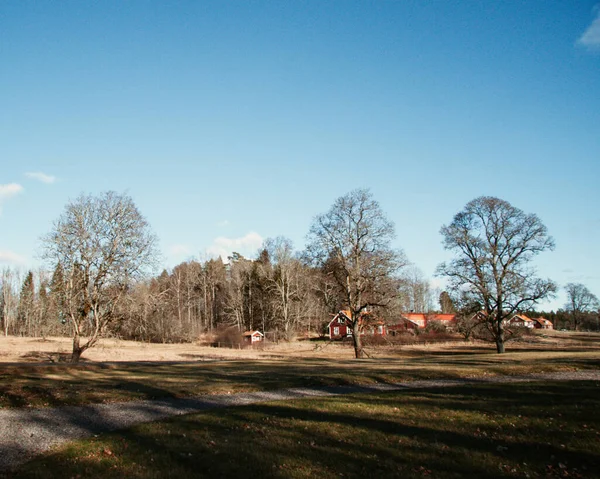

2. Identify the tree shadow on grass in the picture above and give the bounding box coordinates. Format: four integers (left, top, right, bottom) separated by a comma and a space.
10, 380, 600, 479
1, 353, 599, 411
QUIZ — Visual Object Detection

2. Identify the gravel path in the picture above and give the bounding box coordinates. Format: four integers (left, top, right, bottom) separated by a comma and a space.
1, 370, 599, 473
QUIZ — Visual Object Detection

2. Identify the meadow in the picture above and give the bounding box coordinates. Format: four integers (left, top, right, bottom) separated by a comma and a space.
1, 331, 599, 478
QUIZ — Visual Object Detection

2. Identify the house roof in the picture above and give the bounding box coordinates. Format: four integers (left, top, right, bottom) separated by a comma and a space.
403, 313, 456, 322
387, 317, 419, 327
533, 317, 553, 326
511, 314, 535, 323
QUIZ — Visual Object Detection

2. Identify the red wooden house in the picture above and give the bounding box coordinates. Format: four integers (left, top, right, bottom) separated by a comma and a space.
328, 311, 458, 339
327, 311, 387, 339
242, 330, 264, 344
328, 311, 354, 339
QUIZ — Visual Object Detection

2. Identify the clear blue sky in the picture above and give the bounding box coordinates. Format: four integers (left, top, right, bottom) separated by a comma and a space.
1, 1, 599, 311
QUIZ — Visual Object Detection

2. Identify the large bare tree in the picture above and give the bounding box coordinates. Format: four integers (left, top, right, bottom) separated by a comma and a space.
437, 196, 556, 353
42, 191, 158, 362
564, 283, 599, 331
306, 189, 407, 358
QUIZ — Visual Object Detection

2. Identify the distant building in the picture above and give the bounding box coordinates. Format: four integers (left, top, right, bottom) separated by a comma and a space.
242, 330, 264, 344
505, 314, 536, 329
327, 310, 457, 339
402, 313, 457, 329
532, 317, 554, 330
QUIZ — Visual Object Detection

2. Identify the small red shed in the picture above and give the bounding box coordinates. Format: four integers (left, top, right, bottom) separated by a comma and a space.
243, 330, 264, 344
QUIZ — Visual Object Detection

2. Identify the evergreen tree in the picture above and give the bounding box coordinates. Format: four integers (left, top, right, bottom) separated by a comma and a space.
17, 271, 35, 336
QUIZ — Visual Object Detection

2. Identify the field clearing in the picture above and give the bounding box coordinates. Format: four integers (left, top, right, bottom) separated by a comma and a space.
1, 330, 599, 364
2, 331, 599, 477
11, 380, 600, 478
0, 331, 599, 409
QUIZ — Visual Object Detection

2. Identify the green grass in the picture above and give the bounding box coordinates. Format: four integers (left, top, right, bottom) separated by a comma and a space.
1, 349, 599, 408
13, 380, 600, 478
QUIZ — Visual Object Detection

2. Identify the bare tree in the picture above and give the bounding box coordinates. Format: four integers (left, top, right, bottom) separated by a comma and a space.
437, 196, 556, 353
0, 267, 20, 336
306, 189, 408, 358
225, 253, 254, 331
399, 266, 434, 313
564, 283, 599, 331
42, 191, 158, 362
264, 237, 304, 340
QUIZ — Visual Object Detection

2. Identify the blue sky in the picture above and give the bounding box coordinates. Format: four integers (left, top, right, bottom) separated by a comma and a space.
1, 1, 599, 311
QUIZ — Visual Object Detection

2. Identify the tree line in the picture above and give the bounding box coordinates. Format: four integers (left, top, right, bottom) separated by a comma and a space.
0, 191, 436, 351
0, 254, 436, 341
1, 190, 598, 360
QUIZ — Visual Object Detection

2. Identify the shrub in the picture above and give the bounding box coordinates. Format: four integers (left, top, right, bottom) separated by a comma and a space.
212, 326, 243, 348
425, 320, 447, 334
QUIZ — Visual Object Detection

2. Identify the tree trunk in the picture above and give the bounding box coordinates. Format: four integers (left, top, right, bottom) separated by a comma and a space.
71, 333, 85, 363
495, 321, 505, 354
352, 322, 364, 358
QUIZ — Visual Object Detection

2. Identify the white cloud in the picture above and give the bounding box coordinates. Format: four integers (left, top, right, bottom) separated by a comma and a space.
0, 183, 23, 200
25, 171, 57, 184
205, 232, 263, 261
0, 250, 26, 266
0, 183, 24, 214
578, 10, 600, 49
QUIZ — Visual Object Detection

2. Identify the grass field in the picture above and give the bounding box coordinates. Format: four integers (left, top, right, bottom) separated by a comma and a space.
1, 331, 599, 409
12, 380, 600, 478
1, 348, 599, 409
2, 331, 600, 477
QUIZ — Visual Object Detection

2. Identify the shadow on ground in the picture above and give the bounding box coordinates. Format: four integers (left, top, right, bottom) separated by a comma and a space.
7, 380, 600, 479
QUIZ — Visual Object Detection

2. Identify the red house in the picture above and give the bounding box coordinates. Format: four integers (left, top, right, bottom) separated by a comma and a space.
328, 311, 459, 338
328, 311, 354, 339
327, 311, 387, 339
532, 317, 554, 330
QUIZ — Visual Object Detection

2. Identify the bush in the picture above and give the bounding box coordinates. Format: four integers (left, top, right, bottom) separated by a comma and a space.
211, 326, 243, 348
425, 320, 447, 334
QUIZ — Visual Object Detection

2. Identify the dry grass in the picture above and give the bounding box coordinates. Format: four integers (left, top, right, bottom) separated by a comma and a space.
1, 330, 598, 364
3, 331, 600, 477
0, 330, 598, 409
